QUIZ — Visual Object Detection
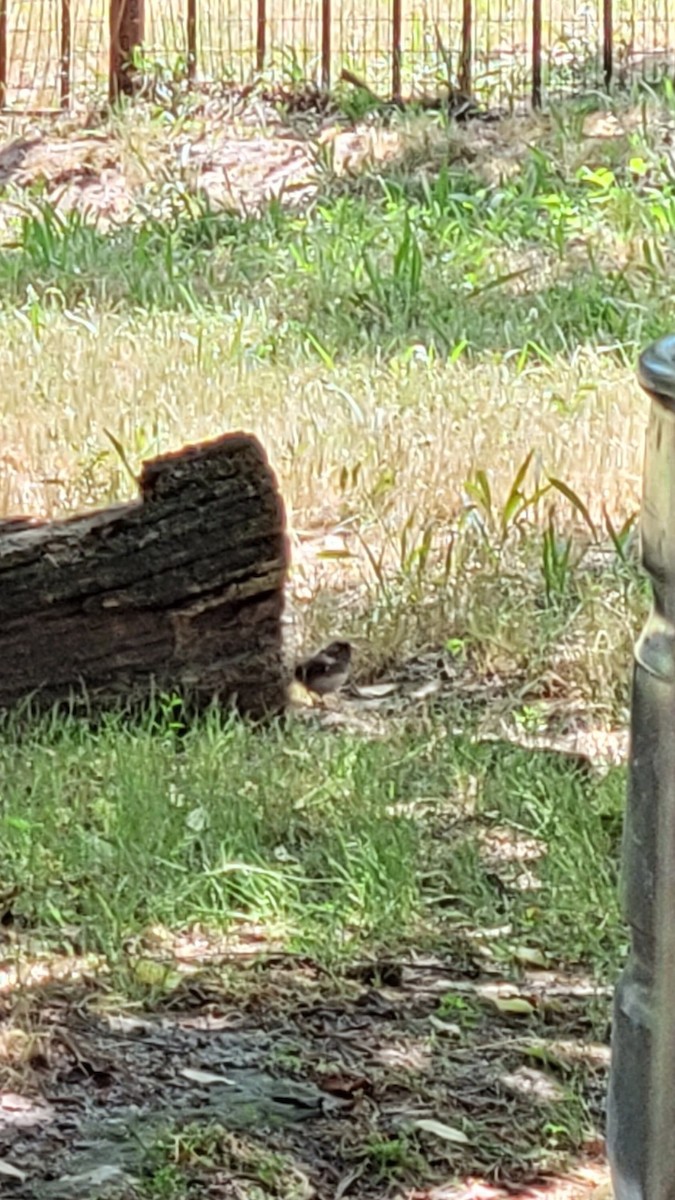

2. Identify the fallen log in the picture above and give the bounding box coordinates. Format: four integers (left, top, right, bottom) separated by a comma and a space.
0, 432, 289, 718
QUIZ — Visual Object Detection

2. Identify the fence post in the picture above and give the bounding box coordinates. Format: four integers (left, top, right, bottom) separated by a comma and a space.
61, 0, 72, 109
459, 0, 472, 95
603, 0, 613, 88
0, 0, 7, 108
109, 0, 146, 101
321, 0, 331, 90
532, 0, 542, 107
187, 0, 197, 83
256, 0, 266, 73
391, 0, 402, 99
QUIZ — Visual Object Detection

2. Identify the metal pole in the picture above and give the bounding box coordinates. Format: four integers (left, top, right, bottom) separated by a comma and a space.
603, 0, 613, 89
607, 334, 675, 1200
0, 0, 7, 108
459, 0, 472, 96
321, 0, 331, 91
391, 0, 401, 100
256, 0, 266, 73
638, 336, 675, 1200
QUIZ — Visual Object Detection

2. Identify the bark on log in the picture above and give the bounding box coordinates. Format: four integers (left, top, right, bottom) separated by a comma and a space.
0, 432, 289, 718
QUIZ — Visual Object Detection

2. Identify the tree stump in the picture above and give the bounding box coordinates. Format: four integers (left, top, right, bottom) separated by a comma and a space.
0, 432, 289, 718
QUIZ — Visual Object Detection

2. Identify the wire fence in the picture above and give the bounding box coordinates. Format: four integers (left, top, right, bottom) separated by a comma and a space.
2, 1, 674, 112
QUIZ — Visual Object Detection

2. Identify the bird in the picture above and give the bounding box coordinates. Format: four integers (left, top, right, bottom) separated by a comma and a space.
294, 641, 352, 697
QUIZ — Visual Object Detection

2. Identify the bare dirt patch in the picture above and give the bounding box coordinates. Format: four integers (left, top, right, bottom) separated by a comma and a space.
0, 90, 670, 241
0, 96, 546, 223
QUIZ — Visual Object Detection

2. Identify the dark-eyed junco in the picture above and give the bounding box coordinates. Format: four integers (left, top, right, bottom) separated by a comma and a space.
294, 641, 352, 697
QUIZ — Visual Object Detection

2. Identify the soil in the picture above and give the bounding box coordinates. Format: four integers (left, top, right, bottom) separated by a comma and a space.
2, 950, 610, 1199
0, 88, 563, 223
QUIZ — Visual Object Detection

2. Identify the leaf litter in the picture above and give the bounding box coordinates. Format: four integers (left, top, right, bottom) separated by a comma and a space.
2, 943, 610, 1198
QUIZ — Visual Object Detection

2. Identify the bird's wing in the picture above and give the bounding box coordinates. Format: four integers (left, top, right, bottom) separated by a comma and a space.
311, 650, 339, 669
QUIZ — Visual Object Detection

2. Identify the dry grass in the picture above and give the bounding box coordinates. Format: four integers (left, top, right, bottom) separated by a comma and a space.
0, 314, 647, 701
0, 322, 646, 528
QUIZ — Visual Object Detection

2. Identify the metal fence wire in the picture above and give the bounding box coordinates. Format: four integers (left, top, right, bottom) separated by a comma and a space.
1, 1, 673, 111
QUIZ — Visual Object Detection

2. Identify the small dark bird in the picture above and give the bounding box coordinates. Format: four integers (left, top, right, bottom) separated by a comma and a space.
294, 641, 352, 697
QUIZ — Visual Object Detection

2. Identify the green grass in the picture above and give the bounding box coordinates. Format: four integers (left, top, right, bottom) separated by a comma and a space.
3, 127, 675, 360
0, 103, 659, 953
0, 704, 623, 977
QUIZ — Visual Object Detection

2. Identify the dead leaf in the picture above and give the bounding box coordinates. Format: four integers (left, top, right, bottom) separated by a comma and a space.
410, 679, 442, 700
413, 1117, 470, 1145
180, 1067, 236, 1086
499, 1066, 566, 1103
512, 945, 548, 968
428, 1016, 462, 1036
489, 995, 536, 1016
353, 682, 399, 698
318, 1072, 372, 1098
0, 1092, 35, 1111
185, 805, 209, 832
0, 1159, 27, 1181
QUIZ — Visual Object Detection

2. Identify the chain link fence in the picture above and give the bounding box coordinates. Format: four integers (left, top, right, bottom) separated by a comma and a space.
2, 1, 674, 111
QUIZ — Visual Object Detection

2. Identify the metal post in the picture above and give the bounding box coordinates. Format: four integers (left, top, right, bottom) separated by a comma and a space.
607, 334, 675, 1200
603, 0, 613, 89
109, 0, 146, 101
256, 0, 266, 73
639, 337, 675, 1200
391, 0, 402, 100
321, 0, 331, 91
0, 0, 7, 108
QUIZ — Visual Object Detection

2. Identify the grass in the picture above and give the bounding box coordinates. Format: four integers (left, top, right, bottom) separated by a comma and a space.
5, 158, 673, 352
141, 1126, 316, 1200
0, 706, 624, 975
0, 86, 666, 1193
0, 702, 618, 1191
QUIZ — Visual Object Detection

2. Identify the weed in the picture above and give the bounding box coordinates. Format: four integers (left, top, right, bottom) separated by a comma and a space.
140, 1163, 187, 1199
435, 992, 481, 1026
359, 1132, 425, 1182
141, 1124, 311, 1199
541, 508, 579, 608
